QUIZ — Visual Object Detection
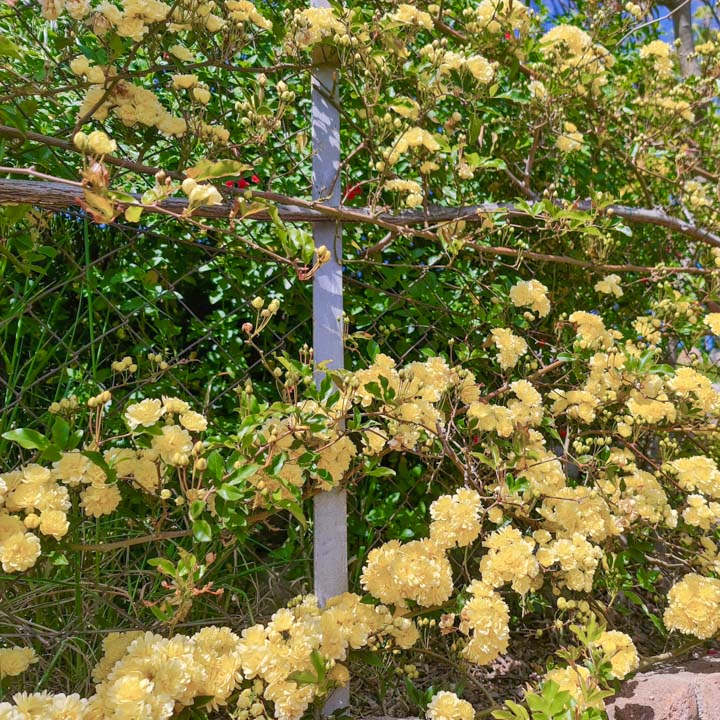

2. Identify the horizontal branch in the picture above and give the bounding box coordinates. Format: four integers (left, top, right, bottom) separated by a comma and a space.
464, 241, 716, 275
0, 124, 171, 178
2, 178, 720, 261
3, 122, 720, 247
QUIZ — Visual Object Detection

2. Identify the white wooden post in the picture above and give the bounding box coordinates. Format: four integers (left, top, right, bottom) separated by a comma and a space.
310, 5, 349, 713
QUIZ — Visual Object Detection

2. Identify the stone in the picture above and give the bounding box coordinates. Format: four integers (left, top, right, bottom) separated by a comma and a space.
606, 657, 720, 720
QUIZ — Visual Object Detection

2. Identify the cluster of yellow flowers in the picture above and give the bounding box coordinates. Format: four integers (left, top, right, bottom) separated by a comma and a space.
418, 45, 496, 85
663, 573, 720, 639
596, 630, 640, 679
683, 179, 713, 211
480, 527, 541, 595
666, 455, 720, 498
0, 392, 215, 572
247, 405, 357, 503
227, 0, 273, 31
347, 353, 474, 451
490, 328, 528, 370
95, 0, 171, 40
0, 593, 418, 720
386, 127, 441, 166
638, 39, 674, 76
288, 7, 347, 50
362, 487, 481, 608
537, 533, 604, 592
463, 0, 532, 38
459, 580, 510, 664
556, 121, 584, 153
468, 380, 541, 438
386, 4, 433, 30
646, 94, 695, 123
0, 463, 69, 572
509, 278, 551, 317
540, 24, 615, 93
80, 81, 187, 137
384, 179, 424, 208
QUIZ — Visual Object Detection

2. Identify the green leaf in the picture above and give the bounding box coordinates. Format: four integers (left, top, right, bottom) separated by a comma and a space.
2, 428, 50, 450
287, 670, 318, 686
494, 700, 530, 720
217, 483, 245, 501
51, 416, 70, 450
189, 500, 205, 520
275, 498, 306, 529
192, 519, 213, 542
350, 649, 384, 667
148, 557, 177, 576
367, 339, 380, 361
124, 205, 143, 222
310, 649, 326, 681
185, 159, 252, 182
0, 35, 21, 58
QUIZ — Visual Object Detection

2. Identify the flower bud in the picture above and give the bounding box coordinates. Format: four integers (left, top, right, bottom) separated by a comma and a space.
73, 132, 89, 151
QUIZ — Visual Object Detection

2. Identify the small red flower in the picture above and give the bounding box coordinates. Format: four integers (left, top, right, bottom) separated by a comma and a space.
225, 180, 235, 187
504, 31, 512, 40
237, 178, 250, 189
344, 183, 362, 201
251, 174, 260, 184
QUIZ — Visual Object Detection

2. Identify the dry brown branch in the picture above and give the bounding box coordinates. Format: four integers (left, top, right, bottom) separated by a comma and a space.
3, 178, 720, 268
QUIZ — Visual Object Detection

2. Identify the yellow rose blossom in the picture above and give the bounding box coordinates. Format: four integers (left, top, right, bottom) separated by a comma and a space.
152, 425, 194, 465
664, 573, 720, 639
682, 494, 720, 530
162, 396, 190, 414
539, 534, 603, 592
639, 40, 673, 76
361, 538, 453, 607
704, 313, 720, 335
227, 0, 273, 30
427, 691, 474, 720
386, 4, 433, 29
480, 527, 541, 595
539, 487, 619, 542
460, 580, 510, 664
594, 274, 623, 297
467, 402, 515, 437
0, 647, 37, 678
290, 7, 345, 50
80, 484, 121, 518
596, 631, 639, 678
179, 411, 208, 433
509, 279, 551, 317
387, 127, 440, 165
548, 389, 599, 423
429, 488, 482, 549
556, 122, 584, 153
0, 532, 41, 572
38, 509, 69, 540
568, 311, 618, 350
667, 455, 720, 498
491, 328, 528, 370
124, 398, 164, 429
